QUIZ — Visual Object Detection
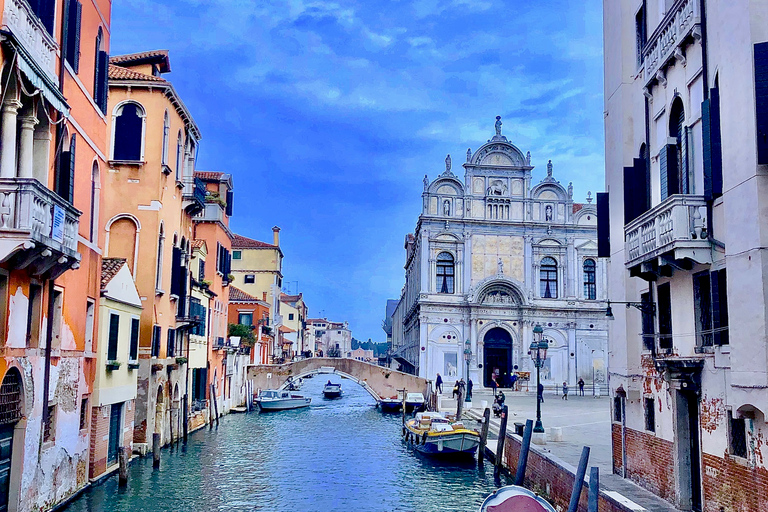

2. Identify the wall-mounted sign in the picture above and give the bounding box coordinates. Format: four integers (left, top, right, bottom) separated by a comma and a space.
51, 205, 64, 243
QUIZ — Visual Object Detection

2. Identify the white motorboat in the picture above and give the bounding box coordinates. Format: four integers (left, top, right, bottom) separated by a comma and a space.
323, 382, 342, 398
405, 392, 425, 412
255, 389, 311, 412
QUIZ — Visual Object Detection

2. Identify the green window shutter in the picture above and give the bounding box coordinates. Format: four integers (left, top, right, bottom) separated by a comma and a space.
107, 313, 119, 361
129, 318, 139, 360
754, 42, 768, 164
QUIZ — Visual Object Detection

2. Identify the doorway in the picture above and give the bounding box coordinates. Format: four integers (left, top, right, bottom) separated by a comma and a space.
107, 403, 122, 466
0, 425, 13, 512
483, 328, 512, 387
0, 368, 23, 512
675, 389, 702, 511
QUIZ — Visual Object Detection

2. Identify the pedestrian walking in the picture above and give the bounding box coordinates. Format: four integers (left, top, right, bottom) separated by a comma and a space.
562, 381, 568, 400
436, 373, 443, 394
537, 382, 544, 403
467, 378, 473, 400
578, 378, 585, 396
491, 375, 498, 397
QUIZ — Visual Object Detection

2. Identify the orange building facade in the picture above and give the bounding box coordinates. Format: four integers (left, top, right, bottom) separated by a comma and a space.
102, 50, 203, 452
0, 0, 112, 509
228, 286, 272, 365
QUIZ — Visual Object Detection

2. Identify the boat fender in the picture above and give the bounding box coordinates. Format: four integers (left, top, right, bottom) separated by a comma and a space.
421, 433, 426, 445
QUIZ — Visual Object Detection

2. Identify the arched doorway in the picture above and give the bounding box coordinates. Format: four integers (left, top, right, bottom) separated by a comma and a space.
483, 328, 512, 387
0, 368, 23, 511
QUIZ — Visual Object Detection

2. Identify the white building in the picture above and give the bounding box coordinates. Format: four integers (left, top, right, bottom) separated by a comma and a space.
309, 318, 352, 357
603, 1, 768, 510
392, 118, 608, 390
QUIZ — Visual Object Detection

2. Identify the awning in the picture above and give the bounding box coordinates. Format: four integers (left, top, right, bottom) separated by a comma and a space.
4, 35, 69, 115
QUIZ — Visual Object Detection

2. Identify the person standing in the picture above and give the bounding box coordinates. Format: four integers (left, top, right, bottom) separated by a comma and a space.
537, 382, 544, 403
436, 373, 443, 394
578, 378, 585, 396
562, 381, 568, 400
491, 375, 498, 397
467, 378, 473, 400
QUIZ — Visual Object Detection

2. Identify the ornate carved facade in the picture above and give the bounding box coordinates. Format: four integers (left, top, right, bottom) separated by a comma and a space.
392, 118, 608, 390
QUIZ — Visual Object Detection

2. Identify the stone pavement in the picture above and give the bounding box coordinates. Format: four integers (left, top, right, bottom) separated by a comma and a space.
437, 387, 682, 512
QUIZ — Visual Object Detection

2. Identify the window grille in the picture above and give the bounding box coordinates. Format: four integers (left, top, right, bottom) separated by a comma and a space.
540, 257, 558, 298
436, 252, 455, 294
583, 259, 596, 300
0, 370, 22, 425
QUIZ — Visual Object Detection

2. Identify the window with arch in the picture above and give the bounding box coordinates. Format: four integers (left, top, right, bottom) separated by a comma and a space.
155, 223, 165, 291
162, 111, 170, 166
89, 162, 100, 243
175, 130, 183, 180
661, 97, 689, 199
583, 258, 596, 300
436, 252, 455, 294
540, 257, 558, 298
93, 27, 109, 113
0, 368, 23, 424
113, 102, 145, 161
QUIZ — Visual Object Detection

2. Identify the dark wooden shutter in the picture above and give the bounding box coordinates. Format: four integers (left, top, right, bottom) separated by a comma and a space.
68, 137, 76, 203
597, 192, 610, 258
152, 325, 161, 357
167, 329, 175, 357
703, 88, 724, 200
657, 283, 673, 350
65, 0, 82, 72
755, 42, 768, 164
660, 144, 678, 200
97, 51, 109, 113
170, 247, 182, 296
225, 189, 234, 217
93, 34, 102, 105
107, 314, 119, 361
38, 0, 56, 35
641, 291, 655, 351
129, 318, 139, 360
711, 270, 729, 345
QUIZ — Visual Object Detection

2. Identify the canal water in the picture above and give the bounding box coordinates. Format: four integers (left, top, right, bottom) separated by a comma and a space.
65, 376, 509, 512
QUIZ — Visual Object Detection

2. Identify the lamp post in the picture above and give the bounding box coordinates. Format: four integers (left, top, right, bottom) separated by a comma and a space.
530, 324, 548, 435
463, 340, 472, 402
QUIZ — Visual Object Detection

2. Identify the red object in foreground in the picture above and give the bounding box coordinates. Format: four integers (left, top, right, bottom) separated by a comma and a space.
480, 486, 557, 512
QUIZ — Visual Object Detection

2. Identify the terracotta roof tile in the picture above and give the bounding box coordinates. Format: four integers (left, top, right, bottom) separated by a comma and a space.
101, 258, 127, 289
231, 234, 277, 249
573, 203, 584, 213
191, 239, 206, 249
195, 171, 224, 181
110, 50, 171, 72
280, 293, 302, 303
229, 286, 260, 302
108, 64, 166, 83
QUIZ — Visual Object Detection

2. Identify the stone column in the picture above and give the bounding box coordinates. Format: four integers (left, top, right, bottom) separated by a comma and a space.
428, 254, 436, 293
0, 100, 22, 178
33, 127, 52, 185
568, 324, 577, 385
18, 115, 38, 179
464, 232, 472, 293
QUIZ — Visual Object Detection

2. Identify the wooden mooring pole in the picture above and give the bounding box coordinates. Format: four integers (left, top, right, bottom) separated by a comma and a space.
588, 466, 599, 512
182, 394, 189, 443
456, 385, 464, 419
118, 446, 129, 486
478, 408, 491, 464
494, 405, 508, 471
152, 433, 161, 469
211, 383, 220, 426
567, 446, 591, 512
514, 419, 534, 485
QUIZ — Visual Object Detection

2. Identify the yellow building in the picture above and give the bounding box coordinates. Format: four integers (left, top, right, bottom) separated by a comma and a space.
90, 259, 141, 481
230, 229, 283, 359
103, 50, 204, 451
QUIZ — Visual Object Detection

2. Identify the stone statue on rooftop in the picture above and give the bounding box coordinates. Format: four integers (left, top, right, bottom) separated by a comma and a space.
568, 182, 573, 199
526, 151, 531, 165
495, 116, 502, 136
423, 174, 429, 190
547, 160, 553, 177
445, 154, 451, 173
467, 148, 472, 162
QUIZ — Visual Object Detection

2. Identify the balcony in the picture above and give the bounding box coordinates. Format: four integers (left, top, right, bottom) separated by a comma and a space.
642, 0, 701, 87
625, 195, 710, 275
182, 177, 206, 215
2, 0, 58, 82
0, 178, 81, 279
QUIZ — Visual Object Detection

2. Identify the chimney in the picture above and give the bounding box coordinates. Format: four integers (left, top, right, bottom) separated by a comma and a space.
272, 226, 280, 246
262, 292, 267, 301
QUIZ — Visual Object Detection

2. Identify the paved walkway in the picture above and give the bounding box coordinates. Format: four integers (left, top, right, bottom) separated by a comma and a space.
437, 388, 682, 512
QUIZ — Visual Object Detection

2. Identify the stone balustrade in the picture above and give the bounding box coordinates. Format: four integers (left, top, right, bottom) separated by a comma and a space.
3, 0, 58, 81
642, 0, 700, 86
624, 194, 710, 269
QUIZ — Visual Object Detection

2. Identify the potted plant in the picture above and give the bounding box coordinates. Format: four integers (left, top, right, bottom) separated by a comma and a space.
128, 361, 140, 370
151, 363, 164, 373
175, 356, 188, 365
106, 360, 121, 371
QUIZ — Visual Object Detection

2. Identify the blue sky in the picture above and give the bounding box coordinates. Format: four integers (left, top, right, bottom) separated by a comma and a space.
112, 0, 605, 343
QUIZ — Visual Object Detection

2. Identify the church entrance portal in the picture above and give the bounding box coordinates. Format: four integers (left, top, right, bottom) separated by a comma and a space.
483, 328, 512, 388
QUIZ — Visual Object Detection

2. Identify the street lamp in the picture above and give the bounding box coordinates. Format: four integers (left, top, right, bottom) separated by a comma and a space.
463, 340, 472, 402
530, 324, 548, 434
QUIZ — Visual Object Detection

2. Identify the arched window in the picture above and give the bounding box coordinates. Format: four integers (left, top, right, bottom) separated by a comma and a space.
156, 223, 165, 291
540, 257, 558, 299
0, 368, 23, 424
162, 111, 170, 166
93, 27, 108, 112
583, 259, 596, 300
112, 102, 145, 161
436, 252, 455, 294
175, 130, 183, 180
89, 162, 100, 243
662, 97, 689, 198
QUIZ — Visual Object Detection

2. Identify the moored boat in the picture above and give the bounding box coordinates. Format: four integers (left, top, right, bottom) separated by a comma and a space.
479, 485, 557, 512
378, 396, 402, 413
255, 390, 312, 412
404, 392, 425, 412
323, 381, 342, 398
404, 411, 480, 457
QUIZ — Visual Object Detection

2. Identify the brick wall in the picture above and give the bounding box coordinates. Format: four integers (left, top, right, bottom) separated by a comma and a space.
611, 423, 622, 475
89, 400, 135, 481
700, 452, 768, 512
623, 427, 675, 503
503, 433, 644, 512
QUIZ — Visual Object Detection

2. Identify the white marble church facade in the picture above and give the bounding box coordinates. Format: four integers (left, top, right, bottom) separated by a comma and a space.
392, 118, 609, 391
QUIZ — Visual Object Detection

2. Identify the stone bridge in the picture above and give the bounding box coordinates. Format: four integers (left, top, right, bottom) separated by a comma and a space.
247, 358, 429, 402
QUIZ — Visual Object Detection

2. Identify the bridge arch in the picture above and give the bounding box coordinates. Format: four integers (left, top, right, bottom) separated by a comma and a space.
247, 357, 429, 403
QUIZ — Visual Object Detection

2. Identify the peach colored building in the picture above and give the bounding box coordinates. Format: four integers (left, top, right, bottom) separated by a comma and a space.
0, 0, 113, 509
102, 50, 203, 452
228, 286, 272, 365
